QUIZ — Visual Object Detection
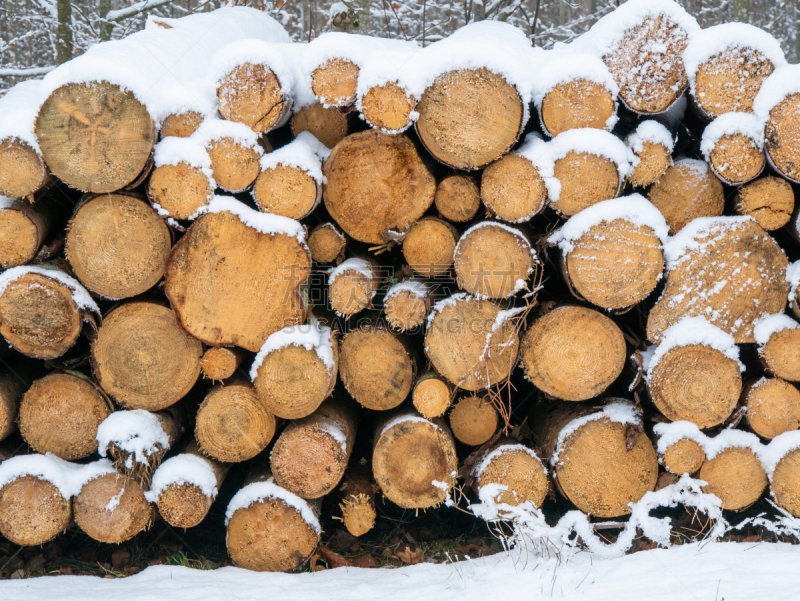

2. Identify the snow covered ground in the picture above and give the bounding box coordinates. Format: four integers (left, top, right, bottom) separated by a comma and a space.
1, 542, 799, 600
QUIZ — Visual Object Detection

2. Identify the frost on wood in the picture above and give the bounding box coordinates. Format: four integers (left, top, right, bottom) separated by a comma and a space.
145, 454, 219, 503
96, 410, 170, 468
0, 265, 100, 316
225, 478, 320, 533
250, 318, 335, 379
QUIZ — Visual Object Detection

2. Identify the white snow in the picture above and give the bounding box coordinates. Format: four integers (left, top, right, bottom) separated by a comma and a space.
0, 79, 43, 153
319, 422, 348, 454
787, 261, 800, 306
225, 478, 320, 533
454, 221, 537, 284
250, 318, 335, 378
0, 453, 114, 500
754, 64, 800, 121
761, 430, 800, 480
39, 7, 290, 126
548, 194, 669, 255
257, 132, 330, 184
195, 196, 307, 244
385, 280, 429, 301
643, 316, 743, 377
663, 215, 754, 269
190, 117, 262, 154
426, 292, 470, 329
379, 414, 443, 439
700, 112, 765, 162
328, 258, 374, 286
626, 120, 675, 155
652, 421, 707, 458
329, 2, 348, 17
753, 313, 799, 346
551, 402, 641, 467
152, 135, 215, 193
474, 444, 546, 479
683, 23, 787, 97
0, 197, 15, 210
145, 454, 219, 503
0, 265, 99, 315
478, 306, 527, 362
96, 410, 170, 466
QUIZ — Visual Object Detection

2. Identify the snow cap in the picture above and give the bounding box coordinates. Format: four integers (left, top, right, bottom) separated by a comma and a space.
0, 454, 115, 500
145, 454, 219, 503
96, 410, 171, 467
0, 266, 99, 316
225, 478, 320, 532
250, 318, 335, 379
0, 79, 44, 153
753, 313, 799, 347
700, 112, 765, 162
194, 196, 307, 244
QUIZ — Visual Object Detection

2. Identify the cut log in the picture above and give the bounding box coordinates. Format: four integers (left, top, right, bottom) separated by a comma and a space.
539, 79, 616, 138
0, 139, 49, 200
160, 111, 204, 138
734, 176, 794, 231
328, 258, 380, 317
251, 320, 337, 420
360, 81, 415, 133
196, 379, 276, 463
763, 91, 800, 183
74, 471, 153, 543
472, 439, 549, 508
770, 445, 800, 517
758, 318, 800, 382
531, 401, 658, 518
647, 344, 742, 429
0, 474, 71, 546
226, 468, 320, 572
35, 82, 155, 193
312, 59, 359, 107
164, 199, 311, 351
412, 371, 453, 419
384, 281, 431, 332
416, 68, 524, 170
625, 123, 673, 188
216, 63, 290, 133
660, 438, 706, 475
147, 162, 214, 221
0, 197, 50, 269
19, 372, 111, 461
425, 295, 520, 391
454, 222, 535, 299
291, 103, 349, 149
65, 193, 172, 300
435, 174, 481, 223
699, 446, 767, 511
372, 412, 457, 509
91, 302, 203, 411
201, 347, 245, 381
647, 218, 789, 343
0, 373, 22, 442
744, 378, 800, 439
647, 159, 725, 235
449, 395, 498, 446
307, 223, 346, 264
323, 130, 436, 245
148, 441, 228, 529
551, 151, 622, 217
521, 306, 625, 401
481, 154, 548, 223
0, 268, 97, 360
271, 399, 356, 499
339, 325, 415, 411
338, 467, 377, 537
702, 116, 765, 185
403, 217, 458, 278
206, 137, 261, 194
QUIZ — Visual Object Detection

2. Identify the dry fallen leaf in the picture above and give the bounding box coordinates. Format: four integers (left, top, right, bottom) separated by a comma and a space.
395, 545, 424, 565
742, 535, 761, 543
317, 546, 350, 569
111, 549, 130, 568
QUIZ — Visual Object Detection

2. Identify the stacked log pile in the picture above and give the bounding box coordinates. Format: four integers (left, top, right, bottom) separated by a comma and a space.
1, 0, 800, 573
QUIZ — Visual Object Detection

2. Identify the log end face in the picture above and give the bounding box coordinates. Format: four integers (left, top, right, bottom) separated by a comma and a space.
0, 206, 42, 269
736, 176, 794, 231
291, 103, 348, 149
157, 483, 212, 529
435, 175, 481, 223
340, 494, 376, 537
160, 111, 204, 138
253, 165, 318, 220
308, 224, 346, 264
362, 82, 415, 133
311, 59, 359, 108
662, 438, 706, 475
74, 473, 152, 543
771, 448, 800, 517
551, 152, 620, 217
404, 219, 457, 278
746, 377, 800, 440
449, 396, 498, 446
627, 141, 672, 188
709, 133, 765, 185
481, 155, 547, 223
147, 162, 213, 221
763, 328, 800, 382
476, 447, 549, 508
0, 476, 71, 546
412, 377, 452, 419
0, 139, 48, 199
699, 447, 767, 511
695, 48, 775, 118
541, 80, 616, 137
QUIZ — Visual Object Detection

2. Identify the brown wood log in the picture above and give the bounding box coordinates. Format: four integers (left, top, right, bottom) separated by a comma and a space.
291, 103, 349, 149
329, 257, 380, 317
201, 347, 245, 381
647, 344, 742, 429
307, 223, 346, 264
205, 136, 261, 194
699, 446, 767, 511
338, 466, 377, 537
764, 93, 800, 182
705, 131, 765, 186
521, 306, 625, 401
659, 438, 706, 475
252, 162, 320, 220
758, 320, 800, 382
217, 63, 291, 133
160, 111, 204, 138
416, 68, 523, 170
435, 174, 481, 223
770, 446, 800, 517
372, 411, 457, 509
0, 471, 71, 546
35, 82, 155, 193
312, 59, 359, 107
647, 218, 789, 344
0, 197, 50, 269
449, 395, 498, 446
164, 203, 311, 351
734, 176, 794, 232
384, 281, 431, 332
147, 162, 214, 221
92, 301, 203, 410
339, 325, 415, 411
251, 322, 338, 420
531, 401, 658, 517
196, 379, 276, 462
150, 441, 228, 529
65, 193, 172, 300
481, 154, 548, 223
0, 373, 22, 442
323, 131, 436, 245
271, 399, 356, 499
0, 138, 49, 199
403, 217, 458, 278
74, 471, 153, 543
412, 370, 453, 419
425, 295, 520, 391
551, 151, 622, 217
360, 81, 416, 133
472, 438, 549, 508
744, 377, 800, 439
625, 128, 673, 188
539, 79, 616, 137
19, 372, 111, 461
454, 222, 535, 299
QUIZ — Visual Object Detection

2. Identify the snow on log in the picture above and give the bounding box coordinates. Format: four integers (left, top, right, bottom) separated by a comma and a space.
472, 439, 549, 509
755, 313, 800, 383
403, 217, 458, 278
754, 64, 800, 183
700, 112, 765, 185
647, 159, 724, 235
384, 281, 431, 332
766, 431, 800, 517
625, 121, 674, 188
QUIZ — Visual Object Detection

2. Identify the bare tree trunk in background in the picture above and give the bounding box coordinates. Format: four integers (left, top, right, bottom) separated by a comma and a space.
99, 0, 114, 41
56, 0, 73, 64
474, 0, 485, 21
